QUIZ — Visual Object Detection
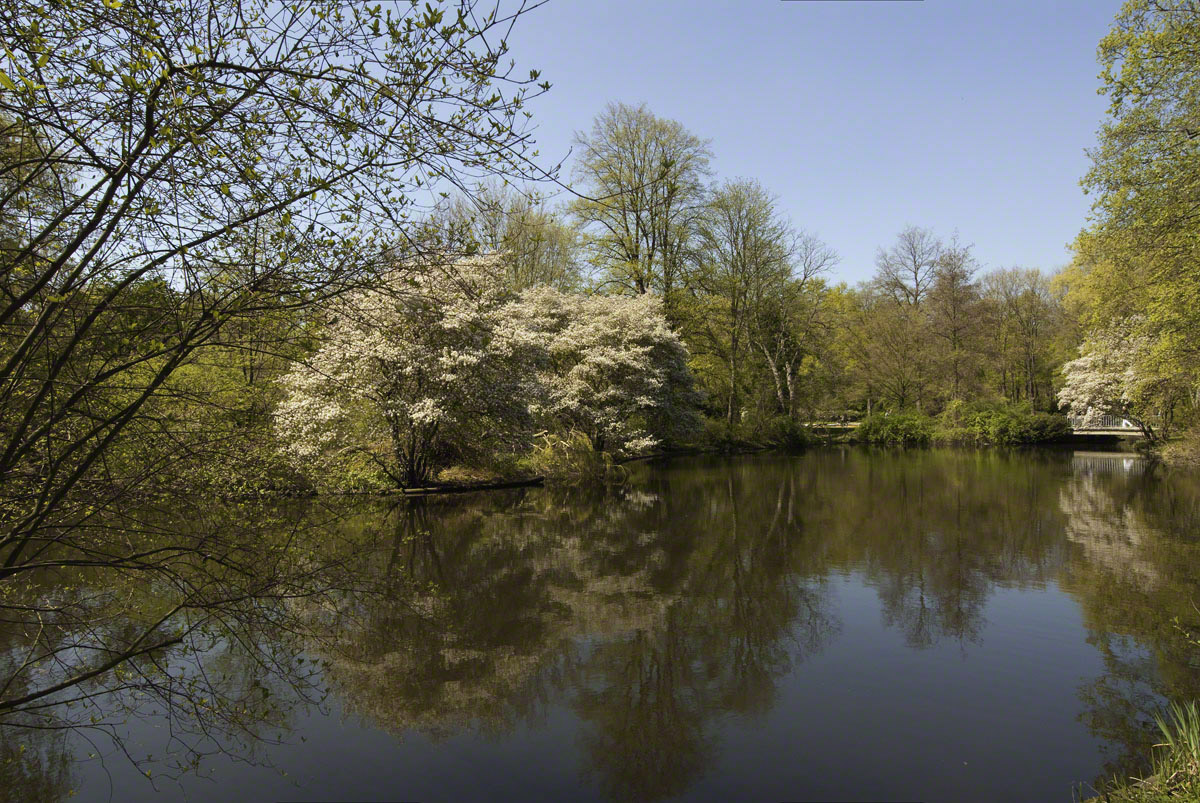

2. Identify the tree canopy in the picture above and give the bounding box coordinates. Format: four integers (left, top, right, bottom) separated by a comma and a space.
1066, 0, 1200, 438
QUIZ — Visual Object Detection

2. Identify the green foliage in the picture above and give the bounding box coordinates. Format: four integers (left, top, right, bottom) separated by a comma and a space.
679, 179, 837, 427
176, 437, 315, 498
759, 415, 815, 451
934, 401, 1071, 446
691, 412, 814, 452
1156, 702, 1200, 777
0, 0, 558, 736
1094, 700, 1200, 802
1067, 0, 1200, 440
853, 412, 934, 446
522, 431, 627, 484
824, 220, 1077, 420
696, 417, 752, 452
571, 102, 712, 301
428, 183, 584, 292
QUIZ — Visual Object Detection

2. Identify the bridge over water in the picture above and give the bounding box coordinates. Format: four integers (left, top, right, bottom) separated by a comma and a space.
812, 415, 1147, 441
1065, 415, 1147, 438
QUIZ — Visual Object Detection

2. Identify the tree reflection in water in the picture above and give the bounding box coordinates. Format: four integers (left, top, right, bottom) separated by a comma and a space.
0, 498, 364, 799
1057, 455, 1200, 782
3, 448, 1200, 801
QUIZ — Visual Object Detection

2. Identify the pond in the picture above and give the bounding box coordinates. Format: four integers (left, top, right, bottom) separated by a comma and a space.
29, 448, 1200, 801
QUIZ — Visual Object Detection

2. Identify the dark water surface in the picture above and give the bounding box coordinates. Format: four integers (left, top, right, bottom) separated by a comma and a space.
56, 449, 1200, 801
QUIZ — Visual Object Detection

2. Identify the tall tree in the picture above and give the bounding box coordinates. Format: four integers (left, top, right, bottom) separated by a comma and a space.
981, 268, 1065, 408
926, 240, 983, 403
747, 232, 838, 419
839, 287, 932, 412
570, 102, 711, 313
432, 183, 582, 291
855, 227, 944, 411
686, 179, 793, 427
874, 226, 942, 308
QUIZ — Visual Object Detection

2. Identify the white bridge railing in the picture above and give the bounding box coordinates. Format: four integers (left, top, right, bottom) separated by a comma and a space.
1068, 414, 1140, 431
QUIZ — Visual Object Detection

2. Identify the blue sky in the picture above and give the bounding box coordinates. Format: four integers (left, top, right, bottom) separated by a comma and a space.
504, 0, 1124, 284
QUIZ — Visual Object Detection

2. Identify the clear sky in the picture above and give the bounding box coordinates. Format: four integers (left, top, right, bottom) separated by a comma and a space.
504, 0, 1125, 285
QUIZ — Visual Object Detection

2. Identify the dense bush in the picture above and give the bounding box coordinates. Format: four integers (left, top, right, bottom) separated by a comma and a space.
760, 416, 816, 451
935, 401, 1071, 445
695, 414, 815, 452
522, 431, 626, 483
853, 413, 934, 445
276, 262, 701, 489
696, 417, 756, 452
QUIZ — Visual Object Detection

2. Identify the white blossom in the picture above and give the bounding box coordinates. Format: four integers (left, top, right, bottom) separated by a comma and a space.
276, 256, 702, 487
274, 254, 541, 487
1058, 316, 1156, 432
514, 287, 701, 454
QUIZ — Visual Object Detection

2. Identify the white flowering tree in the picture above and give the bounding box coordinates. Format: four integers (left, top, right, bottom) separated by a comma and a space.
1058, 317, 1165, 440
518, 288, 701, 454
275, 254, 541, 487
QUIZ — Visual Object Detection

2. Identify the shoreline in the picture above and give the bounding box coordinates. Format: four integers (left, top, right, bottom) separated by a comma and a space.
282, 439, 1148, 501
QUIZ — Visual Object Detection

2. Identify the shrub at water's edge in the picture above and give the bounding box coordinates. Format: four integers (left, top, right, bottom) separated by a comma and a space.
850, 404, 1072, 447
696, 414, 817, 453
521, 430, 629, 483
935, 401, 1072, 445
761, 415, 817, 451
853, 413, 935, 445
274, 263, 702, 491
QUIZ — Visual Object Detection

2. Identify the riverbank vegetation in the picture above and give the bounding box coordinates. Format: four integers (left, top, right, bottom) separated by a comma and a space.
1089, 701, 1200, 802
852, 402, 1074, 448
0, 0, 558, 743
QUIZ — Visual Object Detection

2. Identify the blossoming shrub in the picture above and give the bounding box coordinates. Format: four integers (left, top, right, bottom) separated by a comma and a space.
275, 258, 702, 488
1058, 316, 1166, 438
516, 287, 702, 455
274, 255, 542, 489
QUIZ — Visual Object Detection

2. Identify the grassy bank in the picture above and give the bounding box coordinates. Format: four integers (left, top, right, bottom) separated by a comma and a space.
1085, 701, 1200, 802
1163, 429, 1200, 468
